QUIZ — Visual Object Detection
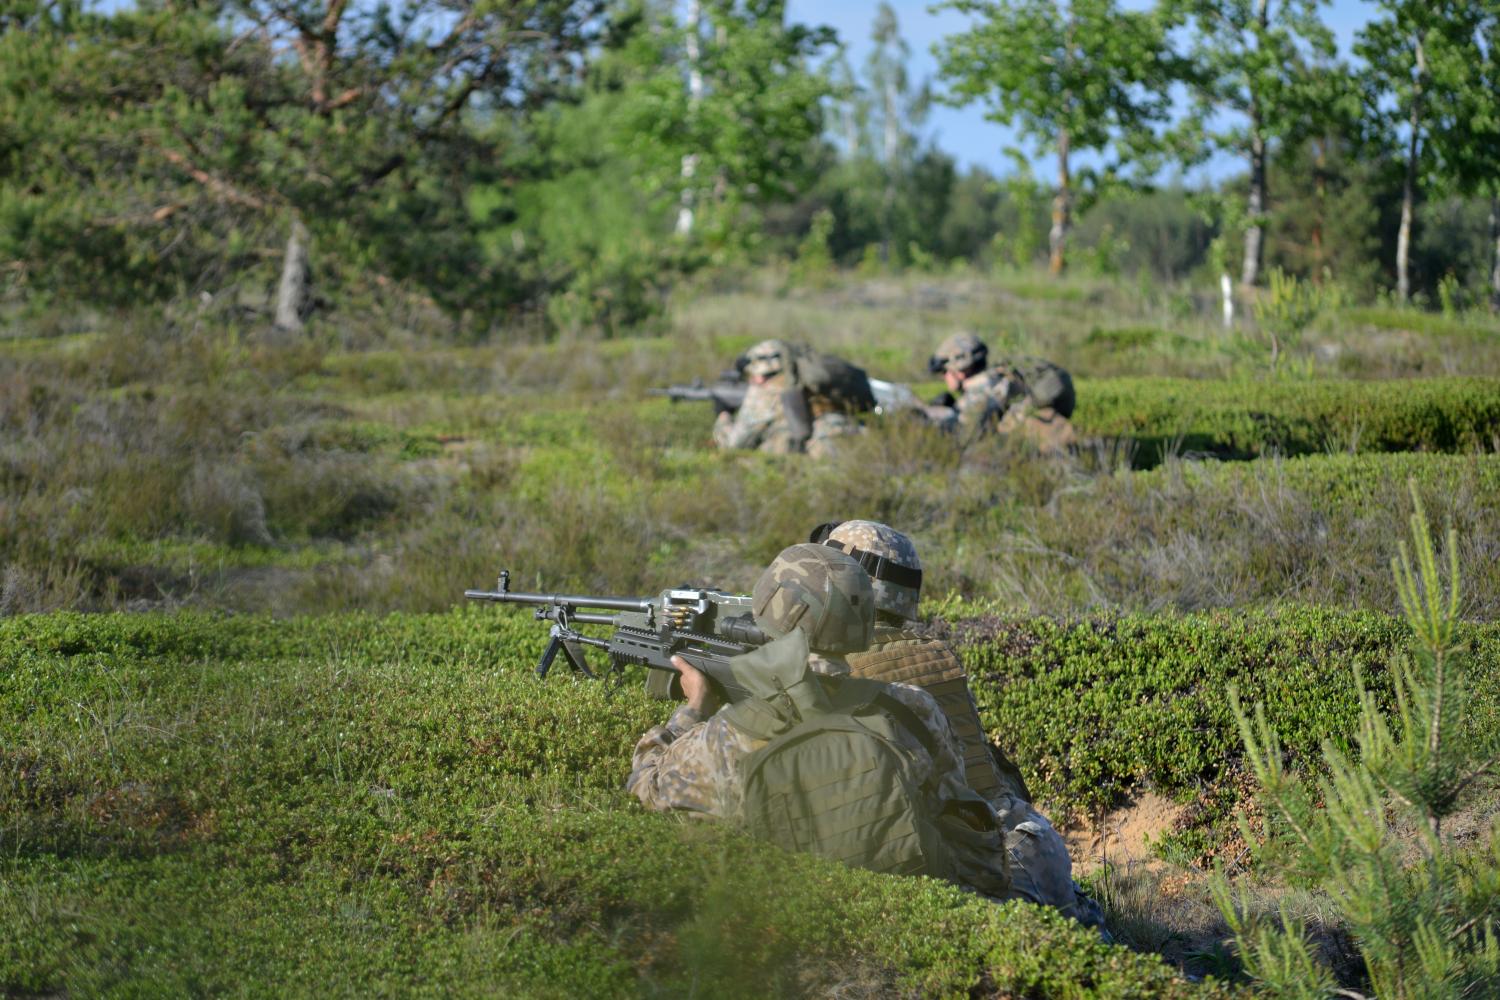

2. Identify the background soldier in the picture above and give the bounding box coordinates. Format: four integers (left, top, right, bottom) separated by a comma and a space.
812, 519, 1107, 933
712, 339, 876, 457
925, 333, 1078, 455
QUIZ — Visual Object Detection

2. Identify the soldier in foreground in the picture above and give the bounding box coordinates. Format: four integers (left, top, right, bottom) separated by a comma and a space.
812, 519, 1107, 932
925, 332, 1077, 455
713, 339, 876, 457
627, 544, 1011, 897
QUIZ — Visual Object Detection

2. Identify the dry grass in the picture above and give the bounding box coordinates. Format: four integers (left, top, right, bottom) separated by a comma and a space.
3, 273, 1499, 617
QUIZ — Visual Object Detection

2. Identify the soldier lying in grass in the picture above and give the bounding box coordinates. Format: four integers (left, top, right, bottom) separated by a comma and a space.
811, 519, 1106, 932
925, 332, 1078, 456
712, 339, 876, 457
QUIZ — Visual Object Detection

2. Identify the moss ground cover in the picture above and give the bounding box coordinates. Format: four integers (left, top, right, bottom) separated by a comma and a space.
3, 609, 1242, 998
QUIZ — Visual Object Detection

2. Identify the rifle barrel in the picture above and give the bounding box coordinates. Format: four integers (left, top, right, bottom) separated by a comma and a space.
463, 589, 651, 612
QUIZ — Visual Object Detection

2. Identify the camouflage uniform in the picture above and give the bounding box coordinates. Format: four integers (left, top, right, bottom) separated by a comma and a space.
926, 333, 1077, 455
820, 519, 1106, 932
625, 659, 970, 821
712, 339, 868, 456
627, 543, 1009, 898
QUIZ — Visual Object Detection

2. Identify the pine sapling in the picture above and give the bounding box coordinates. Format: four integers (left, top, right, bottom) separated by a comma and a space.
1216, 482, 1500, 998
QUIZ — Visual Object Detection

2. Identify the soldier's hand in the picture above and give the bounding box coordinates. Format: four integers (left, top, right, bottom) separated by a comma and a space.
672, 655, 721, 717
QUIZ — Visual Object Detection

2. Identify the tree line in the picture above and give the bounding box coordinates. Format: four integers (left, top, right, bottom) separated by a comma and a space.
2, 0, 1497, 333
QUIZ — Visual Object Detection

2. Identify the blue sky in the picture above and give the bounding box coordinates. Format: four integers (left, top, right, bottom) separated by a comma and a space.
785, 0, 1380, 182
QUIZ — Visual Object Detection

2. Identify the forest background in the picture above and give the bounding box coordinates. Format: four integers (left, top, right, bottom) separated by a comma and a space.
4, 0, 1499, 335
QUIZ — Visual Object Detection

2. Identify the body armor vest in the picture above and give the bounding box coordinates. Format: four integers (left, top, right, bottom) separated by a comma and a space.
845, 624, 1029, 804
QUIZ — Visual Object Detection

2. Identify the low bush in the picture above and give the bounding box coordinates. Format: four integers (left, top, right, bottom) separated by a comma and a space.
1, 609, 1235, 998
1075, 377, 1500, 466
936, 604, 1500, 821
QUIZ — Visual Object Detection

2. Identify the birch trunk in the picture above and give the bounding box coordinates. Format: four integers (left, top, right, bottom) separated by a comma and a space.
1397, 35, 1426, 304
1241, 0, 1271, 289
274, 216, 310, 332
1048, 128, 1070, 276
1490, 195, 1500, 313
674, 0, 704, 238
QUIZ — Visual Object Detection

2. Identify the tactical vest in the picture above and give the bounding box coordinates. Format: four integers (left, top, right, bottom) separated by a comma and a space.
844, 625, 1030, 804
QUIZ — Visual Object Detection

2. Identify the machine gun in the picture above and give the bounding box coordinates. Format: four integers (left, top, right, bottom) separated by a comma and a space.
465, 571, 771, 702
647, 369, 748, 416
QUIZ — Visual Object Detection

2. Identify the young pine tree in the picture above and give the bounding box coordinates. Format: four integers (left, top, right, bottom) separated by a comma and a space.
1217, 483, 1500, 998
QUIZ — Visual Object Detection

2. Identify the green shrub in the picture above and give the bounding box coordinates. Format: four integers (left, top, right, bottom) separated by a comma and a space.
935, 604, 1500, 822
1076, 377, 1500, 465
0, 608, 1233, 998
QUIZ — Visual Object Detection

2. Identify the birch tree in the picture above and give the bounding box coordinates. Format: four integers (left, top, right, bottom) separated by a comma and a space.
933, 0, 1173, 275
1171, 0, 1337, 289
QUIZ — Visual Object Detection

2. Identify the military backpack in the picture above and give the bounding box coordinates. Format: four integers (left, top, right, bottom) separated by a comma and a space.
1001, 358, 1075, 418
728, 677, 956, 876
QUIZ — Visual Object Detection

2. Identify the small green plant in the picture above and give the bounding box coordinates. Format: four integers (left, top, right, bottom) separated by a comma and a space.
791, 208, 836, 285
1254, 268, 1324, 373
1216, 482, 1500, 996
1438, 273, 1464, 319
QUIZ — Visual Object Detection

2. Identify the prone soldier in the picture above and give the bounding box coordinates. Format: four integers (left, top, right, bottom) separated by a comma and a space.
627, 543, 1011, 899
925, 333, 1078, 455
713, 339, 876, 458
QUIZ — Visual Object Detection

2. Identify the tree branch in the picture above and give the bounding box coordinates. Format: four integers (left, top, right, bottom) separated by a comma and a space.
159, 147, 268, 211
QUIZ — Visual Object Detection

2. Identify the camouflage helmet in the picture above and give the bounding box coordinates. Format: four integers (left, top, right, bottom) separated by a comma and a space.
929, 332, 988, 377
744, 339, 792, 381
752, 543, 874, 654
814, 520, 923, 621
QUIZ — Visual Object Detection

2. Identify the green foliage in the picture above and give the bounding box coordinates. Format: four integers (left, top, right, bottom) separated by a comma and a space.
944, 603, 1500, 819
1076, 376, 1500, 464
0, 608, 1233, 998
790, 208, 835, 284
1254, 268, 1326, 371
0, 0, 601, 314
1216, 485, 1500, 996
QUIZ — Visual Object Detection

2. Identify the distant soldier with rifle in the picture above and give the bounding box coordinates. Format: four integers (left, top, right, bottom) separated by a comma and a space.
925, 332, 1077, 455
809, 519, 1107, 933
648, 359, 749, 417
710, 339, 877, 457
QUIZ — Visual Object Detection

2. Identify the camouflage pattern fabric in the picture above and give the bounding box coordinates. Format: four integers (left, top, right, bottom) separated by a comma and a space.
804, 412, 863, 458
954, 368, 1026, 436
752, 543, 874, 655
713, 376, 798, 453
994, 400, 1078, 456
713, 379, 863, 456
847, 622, 1107, 933
823, 520, 921, 620
743, 339, 791, 381
933, 332, 987, 375
845, 625, 1013, 803
625, 663, 970, 821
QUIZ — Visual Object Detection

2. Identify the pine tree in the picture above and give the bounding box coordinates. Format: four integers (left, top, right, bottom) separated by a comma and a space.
1218, 483, 1500, 997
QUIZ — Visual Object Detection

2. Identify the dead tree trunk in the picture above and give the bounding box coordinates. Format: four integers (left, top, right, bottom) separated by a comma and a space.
274, 216, 311, 332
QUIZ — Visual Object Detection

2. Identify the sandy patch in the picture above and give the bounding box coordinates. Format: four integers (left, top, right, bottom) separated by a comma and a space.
1063, 791, 1186, 874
